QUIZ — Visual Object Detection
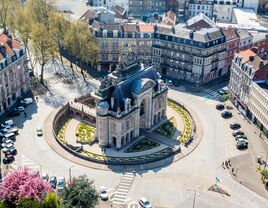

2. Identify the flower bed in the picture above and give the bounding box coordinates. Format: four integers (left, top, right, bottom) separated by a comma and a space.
76, 122, 95, 143
57, 120, 70, 144
168, 101, 192, 143
81, 147, 174, 164
124, 138, 160, 153
154, 117, 176, 138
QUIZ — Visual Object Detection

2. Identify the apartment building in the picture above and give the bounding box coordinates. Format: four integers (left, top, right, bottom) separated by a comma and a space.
248, 83, 268, 137
90, 22, 154, 71
128, 0, 166, 18
222, 27, 240, 70
0, 33, 31, 115
229, 48, 268, 114
188, 0, 214, 19
152, 13, 227, 85
213, 0, 238, 22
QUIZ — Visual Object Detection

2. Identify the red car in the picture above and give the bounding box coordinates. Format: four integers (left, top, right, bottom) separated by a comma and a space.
3, 154, 15, 164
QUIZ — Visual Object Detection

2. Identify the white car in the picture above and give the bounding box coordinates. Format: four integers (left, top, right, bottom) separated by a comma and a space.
2, 143, 14, 149
16, 106, 25, 112
139, 197, 153, 208
237, 138, 248, 144
21, 98, 33, 105
57, 177, 65, 190
100, 186, 108, 201
1, 120, 14, 128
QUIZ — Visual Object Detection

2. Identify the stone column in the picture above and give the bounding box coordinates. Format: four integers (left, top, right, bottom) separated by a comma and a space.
116, 138, 121, 149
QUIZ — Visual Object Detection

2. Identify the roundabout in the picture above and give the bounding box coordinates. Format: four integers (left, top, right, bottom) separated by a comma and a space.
44, 97, 202, 170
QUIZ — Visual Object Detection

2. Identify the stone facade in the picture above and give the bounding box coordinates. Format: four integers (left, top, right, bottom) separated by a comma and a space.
93, 52, 168, 149
0, 33, 31, 115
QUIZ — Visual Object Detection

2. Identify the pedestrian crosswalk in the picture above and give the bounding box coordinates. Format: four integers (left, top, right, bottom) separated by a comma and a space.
45, 75, 79, 85
198, 88, 223, 102
111, 172, 136, 206
9, 154, 41, 172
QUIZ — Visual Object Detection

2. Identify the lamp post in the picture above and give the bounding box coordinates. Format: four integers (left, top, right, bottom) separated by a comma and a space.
69, 165, 74, 183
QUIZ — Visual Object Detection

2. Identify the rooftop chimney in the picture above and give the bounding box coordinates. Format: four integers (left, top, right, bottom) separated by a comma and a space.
249, 56, 254, 62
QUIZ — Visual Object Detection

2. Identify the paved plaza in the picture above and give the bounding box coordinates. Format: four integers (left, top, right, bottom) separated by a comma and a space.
1, 62, 268, 208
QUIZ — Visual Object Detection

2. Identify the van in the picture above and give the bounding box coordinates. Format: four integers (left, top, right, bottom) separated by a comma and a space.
4, 132, 16, 141
1, 120, 14, 128
21, 98, 33, 105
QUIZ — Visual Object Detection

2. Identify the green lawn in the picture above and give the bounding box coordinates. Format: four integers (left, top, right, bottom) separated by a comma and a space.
124, 138, 160, 153
76, 122, 95, 143
155, 117, 177, 138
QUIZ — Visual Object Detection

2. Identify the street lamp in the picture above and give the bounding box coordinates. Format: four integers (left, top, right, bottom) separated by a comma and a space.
187, 186, 200, 208
69, 165, 74, 183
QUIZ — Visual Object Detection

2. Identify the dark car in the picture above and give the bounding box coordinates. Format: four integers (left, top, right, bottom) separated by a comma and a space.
4, 147, 17, 156
236, 141, 248, 149
49, 176, 57, 188
230, 123, 241, 129
221, 111, 232, 118
6, 110, 20, 117
3, 155, 15, 164
233, 130, 245, 137
216, 104, 225, 110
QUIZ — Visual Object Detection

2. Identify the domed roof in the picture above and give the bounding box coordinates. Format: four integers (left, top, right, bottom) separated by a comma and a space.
97, 101, 109, 109
131, 78, 156, 94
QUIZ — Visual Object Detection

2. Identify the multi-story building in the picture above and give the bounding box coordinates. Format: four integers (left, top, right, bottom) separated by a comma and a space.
94, 52, 168, 149
0, 33, 31, 115
237, 30, 253, 52
152, 13, 227, 85
248, 82, 268, 137
229, 48, 268, 114
90, 22, 154, 71
222, 27, 240, 70
128, 0, 166, 18
213, 0, 238, 22
240, 0, 259, 12
188, 0, 214, 19
229, 48, 268, 136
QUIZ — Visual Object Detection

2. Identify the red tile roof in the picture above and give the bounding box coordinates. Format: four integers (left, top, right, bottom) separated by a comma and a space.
138, 23, 154, 33
0, 33, 23, 62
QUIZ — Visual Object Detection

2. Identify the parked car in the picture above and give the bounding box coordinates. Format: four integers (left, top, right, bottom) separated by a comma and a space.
42, 173, 49, 182
236, 140, 248, 149
168, 80, 173, 86
139, 197, 153, 208
15, 106, 25, 112
216, 104, 225, 110
57, 177, 66, 191
221, 111, 232, 118
36, 127, 43, 137
6, 110, 20, 117
3, 154, 15, 164
1, 120, 14, 128
1, 140, 14, 148
230, 123, 241, 129
235, 135, 247, 140
236, 138, 248, 144
100, 186, 108, 201
3, 132, 16, 141
218, 87, 228, 95
232, 130, 245, 137
4, 147, 17, 156
49, 176, 57, 188
21, 98, 33, 105
7, 127, 19, 135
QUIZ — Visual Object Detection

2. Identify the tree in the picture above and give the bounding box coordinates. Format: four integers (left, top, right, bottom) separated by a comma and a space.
48, 12, 70, 67
0, 167, 52, 205
261, 169, 268, 180
60, 175, 98, 208
42, 192, 62, 208
17, 198, 42, 208
30, 22, 58, 84
0, 0, 19, 33
63, 21, 98, 78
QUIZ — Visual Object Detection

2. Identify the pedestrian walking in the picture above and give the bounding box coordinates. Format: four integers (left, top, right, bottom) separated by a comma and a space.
36, 96, 38, 102
232, 168, 234, 175
221, 162, 225, 168
228, 159, 231, 166
225, 161, 229, 169
24, 112, 27, 117
104, 148, 106, 153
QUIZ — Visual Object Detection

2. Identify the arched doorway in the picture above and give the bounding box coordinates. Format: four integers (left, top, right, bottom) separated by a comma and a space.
130, 131, 134, 140
140, 99, 146, 116
126, 133, 129, 143
121, 136, 125, 146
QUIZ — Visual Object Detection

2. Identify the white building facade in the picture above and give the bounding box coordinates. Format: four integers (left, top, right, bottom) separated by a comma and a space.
94, 52, 168, 149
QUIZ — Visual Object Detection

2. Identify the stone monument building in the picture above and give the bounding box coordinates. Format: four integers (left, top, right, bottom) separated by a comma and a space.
93, 52, 168, 149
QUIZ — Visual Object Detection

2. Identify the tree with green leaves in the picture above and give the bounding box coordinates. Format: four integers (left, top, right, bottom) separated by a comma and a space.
30, 22, 58, 84
60, 175, 98, 208
261, 169, 268, 180
63, 21, 98, 78
0, 0, 19, 33
42, 192, 62, 208
17, 198, 42, 208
